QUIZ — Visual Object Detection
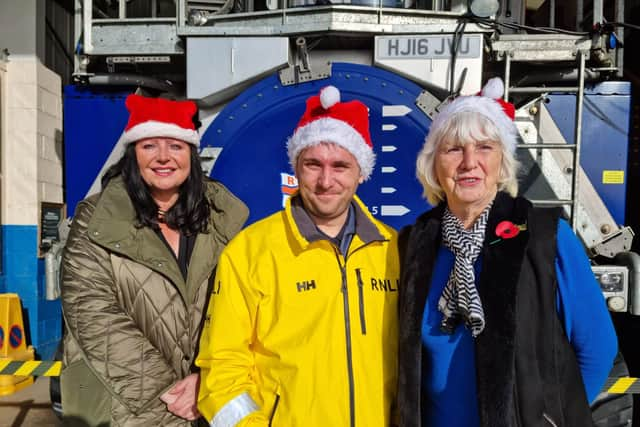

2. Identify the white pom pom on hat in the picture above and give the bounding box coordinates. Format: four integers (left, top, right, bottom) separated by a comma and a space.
480, 77, 504, 100
287, 85, 376, 180
319, 85, 341, 109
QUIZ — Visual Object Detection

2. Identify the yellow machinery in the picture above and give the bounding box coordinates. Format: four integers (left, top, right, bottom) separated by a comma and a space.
0, 293, 35, 395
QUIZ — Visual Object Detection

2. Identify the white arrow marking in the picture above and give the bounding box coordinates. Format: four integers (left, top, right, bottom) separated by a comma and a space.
381, 205, 411, 216
382, 124, 397, 131
381, 166, 397, 173
381, 187, 397, 194
381, 145, 397, 152
383, 105, 412, 117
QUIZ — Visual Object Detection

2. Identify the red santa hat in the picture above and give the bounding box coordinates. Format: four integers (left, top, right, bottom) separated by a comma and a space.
287, 85, 376, 180
430, 77, 518, 153
121, 94, 200, 146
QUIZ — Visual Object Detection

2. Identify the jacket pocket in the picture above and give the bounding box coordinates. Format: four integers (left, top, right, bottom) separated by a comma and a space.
355, 268, 367, 335
268, 394, 280, 427
60, 359, 111, 425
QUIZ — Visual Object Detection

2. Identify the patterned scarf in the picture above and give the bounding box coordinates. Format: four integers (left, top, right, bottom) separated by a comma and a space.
438, 202, 492, 337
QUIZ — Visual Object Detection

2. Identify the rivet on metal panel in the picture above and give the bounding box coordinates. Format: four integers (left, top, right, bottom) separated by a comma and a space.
601, 224, 612, 235
228, 116, 234, 120
399, 90, 404, 95
364, 77, 369, 81
346, 74, 351, 79
217, 129, 222, 134
257, 93, 263, 98
242, 104, 248, 109
382, 82, 387, 87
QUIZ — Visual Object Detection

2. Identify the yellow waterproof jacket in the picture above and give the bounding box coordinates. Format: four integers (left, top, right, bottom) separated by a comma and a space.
196, 194, 399, 427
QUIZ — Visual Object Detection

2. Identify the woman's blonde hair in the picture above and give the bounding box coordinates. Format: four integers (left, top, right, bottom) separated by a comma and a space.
416, 111, 520, 206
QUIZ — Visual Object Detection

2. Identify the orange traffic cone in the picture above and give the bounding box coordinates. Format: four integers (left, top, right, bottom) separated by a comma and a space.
0, 293, 35, 395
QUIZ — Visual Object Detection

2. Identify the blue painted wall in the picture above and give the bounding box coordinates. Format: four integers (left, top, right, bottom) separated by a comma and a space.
1, 225, 61, 360
64, 86, 132, 215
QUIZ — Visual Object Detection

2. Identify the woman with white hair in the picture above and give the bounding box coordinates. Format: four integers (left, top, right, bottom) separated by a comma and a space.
396, 78, 618, 427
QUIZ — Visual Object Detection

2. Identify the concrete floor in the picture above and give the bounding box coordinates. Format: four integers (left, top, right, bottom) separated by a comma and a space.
0, 376, 61, 427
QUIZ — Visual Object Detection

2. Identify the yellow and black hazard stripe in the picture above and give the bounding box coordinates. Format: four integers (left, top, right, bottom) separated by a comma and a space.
603, 377, 640, 394
0, 360, 638, 392
0, 360, 61, 377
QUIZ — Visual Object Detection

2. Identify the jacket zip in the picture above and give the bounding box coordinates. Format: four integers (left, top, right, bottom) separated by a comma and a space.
355, 268, 367, 334
334, 241, 387, 427
339, 264, 356, 427
268, 394, 280, 427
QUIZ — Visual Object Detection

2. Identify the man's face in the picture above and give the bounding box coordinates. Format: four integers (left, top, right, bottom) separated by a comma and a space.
295, 142, 364, 228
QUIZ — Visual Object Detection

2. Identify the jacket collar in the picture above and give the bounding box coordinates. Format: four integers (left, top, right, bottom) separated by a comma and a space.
86, 177, 248, 303
286, 192, 388, 251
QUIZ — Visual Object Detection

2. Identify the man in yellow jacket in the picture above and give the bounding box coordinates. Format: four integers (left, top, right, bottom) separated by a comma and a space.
196, 85, 399, 427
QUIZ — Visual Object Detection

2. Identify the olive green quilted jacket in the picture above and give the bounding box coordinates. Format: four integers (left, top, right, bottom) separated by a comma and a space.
61, 177, 248, 426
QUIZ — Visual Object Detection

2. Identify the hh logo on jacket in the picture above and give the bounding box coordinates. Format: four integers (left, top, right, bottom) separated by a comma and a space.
297, 280, 316, 292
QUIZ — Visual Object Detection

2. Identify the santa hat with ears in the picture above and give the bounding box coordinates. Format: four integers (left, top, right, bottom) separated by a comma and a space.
121, 94, 200, 146
287, 85, 376, 180
429, 77, 518, 153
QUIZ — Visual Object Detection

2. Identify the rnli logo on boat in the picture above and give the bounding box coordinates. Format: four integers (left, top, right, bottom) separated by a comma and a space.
281, 173, 298, 207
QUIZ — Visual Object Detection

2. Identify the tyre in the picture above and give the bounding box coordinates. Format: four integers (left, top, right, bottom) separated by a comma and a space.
591, 352, 633, 427
49, 340, 63, 420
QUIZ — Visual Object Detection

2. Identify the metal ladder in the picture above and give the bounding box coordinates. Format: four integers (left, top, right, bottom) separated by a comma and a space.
491, 34, 633, 258
492, 34, 588, 231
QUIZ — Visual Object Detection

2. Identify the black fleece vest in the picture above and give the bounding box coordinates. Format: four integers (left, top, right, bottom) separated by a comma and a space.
397, 192, 594, 427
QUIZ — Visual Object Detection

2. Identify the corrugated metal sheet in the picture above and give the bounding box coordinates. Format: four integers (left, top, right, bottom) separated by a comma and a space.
45, 0, 74, 85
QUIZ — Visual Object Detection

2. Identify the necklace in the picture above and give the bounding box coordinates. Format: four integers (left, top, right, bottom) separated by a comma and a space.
158, 208, 166, 223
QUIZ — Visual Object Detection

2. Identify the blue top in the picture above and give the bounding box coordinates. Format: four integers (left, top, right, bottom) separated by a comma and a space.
421, 219, 618, 427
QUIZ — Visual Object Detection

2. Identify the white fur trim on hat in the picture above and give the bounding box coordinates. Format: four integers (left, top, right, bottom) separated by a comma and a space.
287, 117, 376, 180
121, 121, 200, 146
432, 95, 519, 153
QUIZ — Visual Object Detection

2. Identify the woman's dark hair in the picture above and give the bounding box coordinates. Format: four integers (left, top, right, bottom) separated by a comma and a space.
101, 143, 210, 235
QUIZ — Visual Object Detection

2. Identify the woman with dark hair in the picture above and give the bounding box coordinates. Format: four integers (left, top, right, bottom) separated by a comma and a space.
60, 94, 248, 426
397, 78, 617, 427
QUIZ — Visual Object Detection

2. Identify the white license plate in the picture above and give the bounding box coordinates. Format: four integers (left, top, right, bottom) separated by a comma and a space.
375, 34, 482, 60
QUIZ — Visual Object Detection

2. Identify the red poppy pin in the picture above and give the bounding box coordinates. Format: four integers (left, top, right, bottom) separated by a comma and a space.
490, 220, 527, 245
